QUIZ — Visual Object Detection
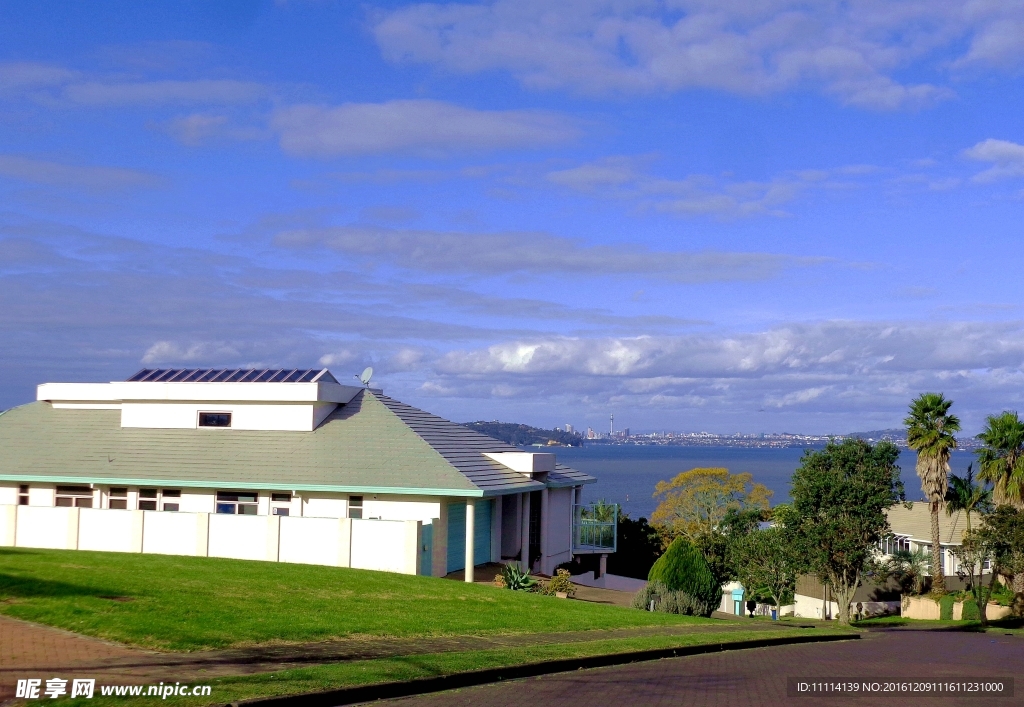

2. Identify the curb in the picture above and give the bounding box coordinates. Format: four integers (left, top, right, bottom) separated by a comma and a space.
232, 632, 859, 707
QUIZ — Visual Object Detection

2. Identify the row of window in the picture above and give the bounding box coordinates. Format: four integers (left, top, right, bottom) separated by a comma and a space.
18, 485, 364, 518
877, 534, 911, 555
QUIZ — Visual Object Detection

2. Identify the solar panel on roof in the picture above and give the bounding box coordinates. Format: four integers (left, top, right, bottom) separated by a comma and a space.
126, 368, 334, 383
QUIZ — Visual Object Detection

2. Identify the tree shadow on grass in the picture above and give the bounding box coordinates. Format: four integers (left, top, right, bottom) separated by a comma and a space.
0, 572, 124, 600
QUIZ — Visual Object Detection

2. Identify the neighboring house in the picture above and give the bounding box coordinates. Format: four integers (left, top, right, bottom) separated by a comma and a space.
792, 503, 979, 619
0, 368, 610, 579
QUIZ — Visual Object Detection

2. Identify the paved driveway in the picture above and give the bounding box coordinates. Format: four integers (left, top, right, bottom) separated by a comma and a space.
385, 630, 1024, 706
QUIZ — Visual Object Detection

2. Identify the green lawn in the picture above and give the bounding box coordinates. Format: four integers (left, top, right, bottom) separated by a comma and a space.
0, 548, 712, 651
68, 629, 851, 707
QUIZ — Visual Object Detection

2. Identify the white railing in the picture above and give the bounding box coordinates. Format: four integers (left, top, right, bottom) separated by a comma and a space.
572, 502, 617, 553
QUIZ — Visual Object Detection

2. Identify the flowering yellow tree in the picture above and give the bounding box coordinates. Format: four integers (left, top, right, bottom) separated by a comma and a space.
650, 467, 772, 542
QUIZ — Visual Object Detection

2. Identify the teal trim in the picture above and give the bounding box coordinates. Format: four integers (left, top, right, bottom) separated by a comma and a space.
0, 475, 484, 497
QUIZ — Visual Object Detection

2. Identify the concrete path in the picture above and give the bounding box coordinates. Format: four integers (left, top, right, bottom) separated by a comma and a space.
383, 630, 1024, 707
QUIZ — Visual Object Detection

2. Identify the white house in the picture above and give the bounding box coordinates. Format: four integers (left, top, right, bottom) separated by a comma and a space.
0, 368, 611, 580
792, 503, 979, 619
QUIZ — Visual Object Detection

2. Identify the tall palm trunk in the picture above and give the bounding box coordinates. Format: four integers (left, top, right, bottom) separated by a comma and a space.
930, 502, 945, 592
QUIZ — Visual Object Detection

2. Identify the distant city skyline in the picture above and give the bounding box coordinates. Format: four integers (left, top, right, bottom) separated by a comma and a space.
3, 2, 1024, 434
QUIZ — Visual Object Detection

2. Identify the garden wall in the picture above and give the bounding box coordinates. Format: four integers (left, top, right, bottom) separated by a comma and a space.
0, 504, 426, 575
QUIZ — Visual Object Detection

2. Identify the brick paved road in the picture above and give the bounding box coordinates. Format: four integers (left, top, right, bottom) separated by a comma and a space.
386, 631, 1024, 707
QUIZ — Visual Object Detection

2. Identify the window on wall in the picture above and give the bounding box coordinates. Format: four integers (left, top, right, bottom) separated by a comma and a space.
348, 495, 363, 519
271, 493, 291, 516
55, 485, 93, 508
138, 488, 158, 511
18, 484, 28, 506
162, 489, 181, 512
198, 412, 232, 428
216, 491, 258, 515
108, 487, 128, 510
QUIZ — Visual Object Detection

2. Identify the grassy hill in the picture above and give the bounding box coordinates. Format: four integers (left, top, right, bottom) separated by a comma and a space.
464, 421, 583, 447
0, 548, 703, 650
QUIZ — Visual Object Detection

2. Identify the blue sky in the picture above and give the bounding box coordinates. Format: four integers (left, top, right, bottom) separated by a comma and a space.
2, 0, 1024, 434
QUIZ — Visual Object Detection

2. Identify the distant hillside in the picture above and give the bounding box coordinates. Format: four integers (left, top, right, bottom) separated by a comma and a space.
847, 428, 906, 441
462, 421, 583, 447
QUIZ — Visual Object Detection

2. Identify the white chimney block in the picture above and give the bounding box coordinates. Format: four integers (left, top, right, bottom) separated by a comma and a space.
484, 452, 556, 476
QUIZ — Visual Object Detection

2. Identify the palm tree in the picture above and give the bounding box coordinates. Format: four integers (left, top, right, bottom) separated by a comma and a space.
945, 464, 992, 534
905, 393, 961, 593
976, 411, 1024, 509
885, 548, 930, 596
976, 413, 1024, 597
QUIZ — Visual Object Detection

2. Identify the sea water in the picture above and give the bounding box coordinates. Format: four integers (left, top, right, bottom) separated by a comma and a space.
547, 445, 977, 521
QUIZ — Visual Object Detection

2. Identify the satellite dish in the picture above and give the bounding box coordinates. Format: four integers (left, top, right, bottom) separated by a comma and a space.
358, 367, 373, 387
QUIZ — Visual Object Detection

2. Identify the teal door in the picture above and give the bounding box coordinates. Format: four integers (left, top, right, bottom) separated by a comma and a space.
419, 523, 433, 576
446, 500, 492, 573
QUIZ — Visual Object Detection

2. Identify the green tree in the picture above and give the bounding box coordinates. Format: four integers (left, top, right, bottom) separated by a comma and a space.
976, 411, 1024, 509
881, 548, 930, 596
730, 526, 800, 613
977, 505, 1024, 602
651, 467, 772, 542
789, 439, 904, 626
692, 506, 766, 584
951, 531, 997, 624
945, 464, 992, 534
904, 393, 960, 593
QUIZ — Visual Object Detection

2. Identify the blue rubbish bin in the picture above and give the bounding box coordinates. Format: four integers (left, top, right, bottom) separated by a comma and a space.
771, 608, 778, 621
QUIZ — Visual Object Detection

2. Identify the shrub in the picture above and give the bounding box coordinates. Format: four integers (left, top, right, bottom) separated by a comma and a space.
630, 580, 717, 616
540, 569, 576, 597
939, 593, 955, 620
648, 536, 722, 613
499, 563, 538, 591
961, 598, 981, 621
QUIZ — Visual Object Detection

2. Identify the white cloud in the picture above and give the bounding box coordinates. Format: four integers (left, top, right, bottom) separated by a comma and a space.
0, 62, 77, 92
423, 321, 1024, 426
0, 154, 159, 191
274, 224, 812, 281
963, 138, 1024, 182
271, 100, 578, 156
546, 155, 863, 217
64, 79, 266, 106
142, 341, 240, 365
372, 0, 1024, 109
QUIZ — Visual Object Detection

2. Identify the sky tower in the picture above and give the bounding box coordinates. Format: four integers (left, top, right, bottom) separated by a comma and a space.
610, 413, 614, 435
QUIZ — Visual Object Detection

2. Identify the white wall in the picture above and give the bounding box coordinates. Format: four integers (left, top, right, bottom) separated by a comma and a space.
546, 487, 573, 561
279, 516, 351, 567
0, 505, 15, 545
363, 497, 441, 522
303, 495, 348, 518
208, 514, 280, 561
350, 518, 419, 574
78, 509, 144, 553
120, 402, 331, 431
142, 511, 209, 556
16, 506, 78, 549
0, 484, 17, 505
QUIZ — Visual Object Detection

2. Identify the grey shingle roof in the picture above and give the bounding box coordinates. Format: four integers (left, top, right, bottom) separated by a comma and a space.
0, 390, 593, 497
886, 503, 969, 545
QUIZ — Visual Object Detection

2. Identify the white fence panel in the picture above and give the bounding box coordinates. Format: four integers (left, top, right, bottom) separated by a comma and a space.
143, 511, 209, 556
279, 516, 350, 567
16, 506, 78, 549
0, 505, 15, 546
208, 514, 279, 562
78, 509, 143, 553
350, 518, 419, 575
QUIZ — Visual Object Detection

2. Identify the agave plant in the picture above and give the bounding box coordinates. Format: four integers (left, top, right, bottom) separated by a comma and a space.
500, 563, 538, 591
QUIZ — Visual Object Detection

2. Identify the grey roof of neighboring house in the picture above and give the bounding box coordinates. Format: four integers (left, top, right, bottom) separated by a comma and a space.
0, 390, 593, 497
886, 503, 969, 545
